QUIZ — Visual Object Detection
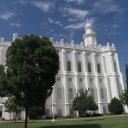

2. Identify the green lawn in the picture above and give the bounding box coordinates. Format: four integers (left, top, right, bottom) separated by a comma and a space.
0, 115, 128, 128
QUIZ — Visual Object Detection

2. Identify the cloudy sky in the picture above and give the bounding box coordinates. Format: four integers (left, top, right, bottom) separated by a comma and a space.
0, 0, 128, 76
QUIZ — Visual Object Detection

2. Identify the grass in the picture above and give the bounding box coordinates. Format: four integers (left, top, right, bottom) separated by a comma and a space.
0, 114, 128, 128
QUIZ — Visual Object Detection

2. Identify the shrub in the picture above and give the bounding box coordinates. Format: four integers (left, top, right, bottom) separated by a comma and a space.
108, 97, 124, 114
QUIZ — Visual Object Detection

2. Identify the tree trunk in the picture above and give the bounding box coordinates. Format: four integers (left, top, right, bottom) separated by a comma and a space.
24, 108, 28, 128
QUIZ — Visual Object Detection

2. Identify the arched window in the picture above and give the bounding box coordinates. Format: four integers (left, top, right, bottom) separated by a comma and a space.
68, 88, 73, 100
78, 61, 82, 72
97, 63, 101, 73
57, 88, 62, 100
103, 106, 107, 114
101, 88, 105, 99
103, 56, 107, 72
57, 108, 63, 116
89, 78, 93, 88
116, 78, 122, 95
113, 62, 117, 72
90, 88, 94, 97
88, 62, 92, 72
67, 61, 71, 71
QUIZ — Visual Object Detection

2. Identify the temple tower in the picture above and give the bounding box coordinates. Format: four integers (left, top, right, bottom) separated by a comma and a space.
83, 21, 97, 46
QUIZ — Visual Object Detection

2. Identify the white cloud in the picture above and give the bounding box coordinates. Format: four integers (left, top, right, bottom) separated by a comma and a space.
61, 7, 89, 20
55, 21, 63, 27
19, 0, 28, 5
65, 17, 96, 30
65, 0, 85, 5
47, 17, 63, 27
48, 17, 54, 24
32, 1, 55, 12
10, 22, 21, 27
93, 0, 123, 14
64, 21, 86, 30
0, 12, 15, 20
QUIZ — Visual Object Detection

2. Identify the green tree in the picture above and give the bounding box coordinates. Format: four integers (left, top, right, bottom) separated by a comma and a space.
126, 64, 128, 89
3, 97, 22, 122
120, 89, 128, 107
72, 90, 98, 117
0, 35, 59, 128
0, 65, 7, 97
120, 64, 128, 108
108, 97, 124, 114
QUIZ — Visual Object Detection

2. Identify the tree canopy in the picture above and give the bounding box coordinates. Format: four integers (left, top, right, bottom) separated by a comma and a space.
120, 64, 128, 107
0, 35, 59, 128
108, 97, 124, 114
120, 89, 128, 106
0, 65, 7, 96
4, 96, 22, 122
125, 64, 128, 89
72, 90, 98, 117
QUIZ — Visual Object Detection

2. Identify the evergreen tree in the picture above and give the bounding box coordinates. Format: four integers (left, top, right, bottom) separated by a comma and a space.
120, 64, 128, 107
120, 89, 128, 107
125, 64, 128, 89
108, 97, 124, 114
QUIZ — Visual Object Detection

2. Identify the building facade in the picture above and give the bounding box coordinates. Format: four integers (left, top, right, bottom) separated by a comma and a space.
0, 22, 125, 119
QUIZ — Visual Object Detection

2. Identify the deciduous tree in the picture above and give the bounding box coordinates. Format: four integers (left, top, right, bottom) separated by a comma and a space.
0, 35, 59, 128
4, 97, 22, 122
72, 90, 98, 117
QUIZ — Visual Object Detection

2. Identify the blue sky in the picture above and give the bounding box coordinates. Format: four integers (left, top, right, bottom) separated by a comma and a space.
0, 0, 128, 77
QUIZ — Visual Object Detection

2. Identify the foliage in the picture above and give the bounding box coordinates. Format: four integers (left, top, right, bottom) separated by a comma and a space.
29, 106, 45, 119
3, 97, 22, 122
125, 64, 128, 89
120, 89, 128, 106
72, 90, 98, 117
0, 35, 59, 128
4, 96, 22, 113
0, 65, 7, 97
108, 97, 124, 114
120, 64, 128, 109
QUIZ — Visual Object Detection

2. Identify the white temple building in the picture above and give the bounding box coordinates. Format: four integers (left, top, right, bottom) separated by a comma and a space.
0, 22, 125, 119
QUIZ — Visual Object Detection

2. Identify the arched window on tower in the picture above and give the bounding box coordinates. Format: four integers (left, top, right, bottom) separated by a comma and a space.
97, 63, 101, 73
88, 62, 92, 72
67, 61, 71, 71
68, 88, 73, 100
78, 61, 82, 72
57, 88, 62, 100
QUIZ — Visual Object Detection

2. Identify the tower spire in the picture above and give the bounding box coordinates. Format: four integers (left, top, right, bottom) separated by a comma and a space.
83, 20, 97, 46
